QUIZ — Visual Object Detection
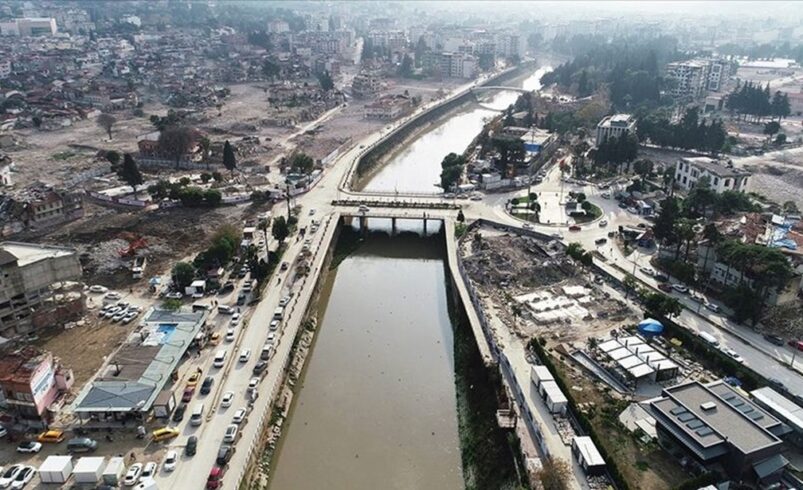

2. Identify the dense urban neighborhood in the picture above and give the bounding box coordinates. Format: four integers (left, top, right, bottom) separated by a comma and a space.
0, 1, 803, 490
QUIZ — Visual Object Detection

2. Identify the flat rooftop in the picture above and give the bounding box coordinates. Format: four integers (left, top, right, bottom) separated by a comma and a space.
73, 308, 206, 413
654, 381, 781, 455
598, 114, 635, 128
0, 241, 75, 267
681, 157, 749, 178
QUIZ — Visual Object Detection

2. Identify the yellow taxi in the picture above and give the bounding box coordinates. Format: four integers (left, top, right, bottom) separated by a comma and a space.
186, 371, 202, 388
37, 430, 65, 443
152, 427, 180, 442
210, 332, 221, 346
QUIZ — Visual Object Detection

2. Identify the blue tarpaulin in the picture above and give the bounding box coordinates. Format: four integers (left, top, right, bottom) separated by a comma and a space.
638, 318, 664, 336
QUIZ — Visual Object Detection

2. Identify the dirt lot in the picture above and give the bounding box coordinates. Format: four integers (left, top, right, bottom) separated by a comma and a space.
548, 351, 687, 489
460, 227, 636, 342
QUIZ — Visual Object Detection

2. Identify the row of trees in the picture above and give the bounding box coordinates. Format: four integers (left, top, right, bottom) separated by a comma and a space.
592, 133, 639, 166
637, 107, 726, 154
566, 242, 594, 268
726, 82, 790, 122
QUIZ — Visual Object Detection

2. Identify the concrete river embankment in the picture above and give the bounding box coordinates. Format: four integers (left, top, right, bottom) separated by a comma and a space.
268, 65, 550, 489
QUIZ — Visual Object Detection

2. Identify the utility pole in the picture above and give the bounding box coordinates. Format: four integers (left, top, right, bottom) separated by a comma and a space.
285, 182, 292, 219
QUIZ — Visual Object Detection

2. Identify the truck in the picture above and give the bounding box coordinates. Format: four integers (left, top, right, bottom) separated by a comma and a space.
131, 256, 147, 279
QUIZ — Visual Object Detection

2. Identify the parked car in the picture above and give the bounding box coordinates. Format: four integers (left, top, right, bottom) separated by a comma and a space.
0, 465, 23, 488
223, 424, 238, 443
232, 408, 247, 424
165, 292, 183, 300
37, 430, 65, 443
721, 347, 744, 363
221, 392, 234, 408
279, 297, 290, 307
568, 225, 581, 231
704, 303, 720, 313
186, 371, 202, 388
764, 334, 785, 346
172, 403, 187, 422
66, 437, 97, 453
253, 361, 267, 374
89, 285, 108, 293
9, 466, 34, 489
237, 293, 246, 305
225, 328, 236, 342
104, 292, 122, 301
671, 283, 688, 293
657, 283, 673, 293
655, 273, 669, 282
200, 377, 214, 395
639, 267, 655, 276
123, 463, 142, 486
206, 466, 225, 489
163, 450, 178, 472
788, 339, 803, 352
152, 427, 179, 442
182, 387, 195, 403
15, 442, 41, 454
248, 377, 260, 392
140, 462, 157, 480
599, 219, 608, 227
216, 445, 233, 466
0, 425, 6, 438
239, 349, 250, 363
280, 262, 289, 271
594, 237, 607, 245
185, 436, 197, 457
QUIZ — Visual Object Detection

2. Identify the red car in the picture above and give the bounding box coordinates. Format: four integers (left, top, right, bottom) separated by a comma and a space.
569, 225, 582, 231
788, 339, 803, 352
207, 466, 226, 489
182, 387, 195, 402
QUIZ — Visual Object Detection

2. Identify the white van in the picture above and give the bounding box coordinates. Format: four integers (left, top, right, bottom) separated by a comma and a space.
218, 305, 234, 315
273, 306, 284, 320
213, 349, 227, 368
698, 331, 719, 347
190, 404, 204, 426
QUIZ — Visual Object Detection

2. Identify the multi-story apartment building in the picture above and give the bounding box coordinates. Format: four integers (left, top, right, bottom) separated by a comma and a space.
0, 17, 58, 36
666, 60, 709, 99
0, 242, 83, 337
427, 52, 478, 79
595, 114, 637, 145
495, 33, 523, 59
267, 20, 290, 34
674, 157, 751, 194
707, 58, 732, 92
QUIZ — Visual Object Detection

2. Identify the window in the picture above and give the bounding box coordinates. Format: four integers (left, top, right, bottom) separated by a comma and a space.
724, 179, 730, 187
713, 177, 719, 186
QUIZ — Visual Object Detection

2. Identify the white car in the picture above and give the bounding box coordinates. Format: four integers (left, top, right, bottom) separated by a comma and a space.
89, 285, 108, 293
705, 303, 721, 313
266, 332, 276, 344
239, 349, 251, 363
225, 328, 236, 342
140, 462, 157, 480
122, 312, 138, 324
221, 392, 234, 408
123, 463, 143, 486
248, 377, 260, 391
163, 451, 178, 472
112, 310, 128, 322
309, 208, 316, 216
232, 408, 247, 424
0, 426, 6, 438
721, 347, 744, 363
0, 465, 23, 488
9, 466, 34, 490
671, 283, 688, 294
166, 292, 182, 300
104, 307, 121, 318
223, 424, 238, 443
639, 267, 655, 277
279, 297, 290, 307
104, 292, 122, 300
16, 441, 41, 454
599, 219, 608, 227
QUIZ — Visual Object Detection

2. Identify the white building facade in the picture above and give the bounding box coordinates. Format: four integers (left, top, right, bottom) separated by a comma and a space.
595, 114, 637, 145
674, 157, 750, 193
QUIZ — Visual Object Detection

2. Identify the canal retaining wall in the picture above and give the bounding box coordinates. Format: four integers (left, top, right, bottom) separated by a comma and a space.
351, 61, 538, 189
236, 212, 341, 488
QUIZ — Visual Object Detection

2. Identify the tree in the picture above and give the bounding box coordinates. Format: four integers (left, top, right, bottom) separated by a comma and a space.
537, 457, 571, 490
262, 58, 280, 80
439, 152, 465, 191
203, 189, 222, 206
398, 54, 414, 78
158, 126, 195, 169
96, 113, 116, 140
272, 216, 290, 244
222, 140, 237, 177
633, 159, 654, 177
172, 262, 195, 290
105, 150, 121, 168
290, 152, 314, 175
763, 121, 781, 140
317, 70, 334, 91
653, 197, 680, 243
775, 133, 787, 145
118, 153, 144, 197
782, 200, 799, 215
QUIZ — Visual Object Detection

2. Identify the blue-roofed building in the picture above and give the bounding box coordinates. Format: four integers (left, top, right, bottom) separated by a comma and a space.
71, 308, 207, 422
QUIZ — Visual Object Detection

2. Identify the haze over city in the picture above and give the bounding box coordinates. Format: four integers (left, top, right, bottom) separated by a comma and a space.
0, 1, 802, 489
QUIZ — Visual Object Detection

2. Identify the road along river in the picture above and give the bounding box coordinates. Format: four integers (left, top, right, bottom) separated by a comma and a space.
361, 66, 551, 194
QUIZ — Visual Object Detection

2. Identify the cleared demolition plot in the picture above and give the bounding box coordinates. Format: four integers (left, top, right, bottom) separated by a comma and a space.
460, 226, 636, 343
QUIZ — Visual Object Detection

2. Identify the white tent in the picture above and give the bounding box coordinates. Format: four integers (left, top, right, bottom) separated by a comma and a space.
73, 457, 105, 483
39, 455, 73, 483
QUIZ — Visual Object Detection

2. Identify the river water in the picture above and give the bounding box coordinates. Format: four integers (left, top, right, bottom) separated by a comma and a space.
269, 228, 462, 490
269, 66, 549, 490
361, 67, 551, 194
